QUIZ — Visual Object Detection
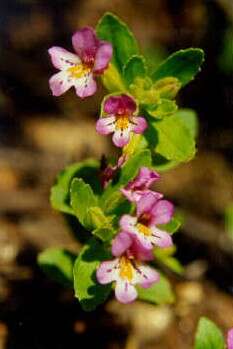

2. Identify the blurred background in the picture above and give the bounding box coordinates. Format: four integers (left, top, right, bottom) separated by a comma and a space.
0, 0, 233, 348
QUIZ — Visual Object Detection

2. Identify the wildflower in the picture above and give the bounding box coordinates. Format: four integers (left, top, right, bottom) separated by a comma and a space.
96, 254, 159, 304
120, 192, 174, 251
48, 27, 112, 98
121, 166, 162, 202
100, 155, 126, 188
228, 329, 233, 349
96, 94, 147, 147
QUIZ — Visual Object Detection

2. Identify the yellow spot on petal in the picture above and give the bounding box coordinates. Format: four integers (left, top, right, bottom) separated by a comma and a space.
67, 64, 91, 79
136, 223, 152, 236
115, 116, 129, 130
119, 256, 134, 281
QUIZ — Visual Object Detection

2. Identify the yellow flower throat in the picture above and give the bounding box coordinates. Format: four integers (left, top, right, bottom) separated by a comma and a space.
119, 256, 133, 281
115, 116, 130, 130
136, 223, 152, 236
67, 64, 91, 78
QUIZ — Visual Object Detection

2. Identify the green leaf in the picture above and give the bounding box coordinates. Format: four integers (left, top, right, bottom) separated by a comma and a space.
195, 317, 225, 349
154, 246, 184, 275
73, 238, 112, 311
96, 12, 139, 73
153, 77, 181, 99
175, 108, 199, 138
50, 159, 100, 215
88, 206, 116, 241
146, 99, 178, 119
38, 248, 76, 287
101, 63, 126, 93
123, 55, 147, 86
148, 113, 196, 162
70, 178, 98, 229
159, 216, 182, 234
137, 274, 175, 304
225, 203, 233, 240
152, 48, 204, 86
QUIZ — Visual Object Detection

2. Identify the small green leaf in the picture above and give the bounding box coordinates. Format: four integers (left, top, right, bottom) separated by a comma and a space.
159, 216, 182, 234
50, 159, 100, 215
154, 247, 184, 275
225, 203, 233, 240
88, 206, 115, 241
175, 108, 199, 138
154, 77, 181, 99
137, 274, 175, 304
123, 55, 147, 86
195, 317, 225, 349
149, 113, 196, 162
101, 63, 126, 92
152, 48, 204, 86
146, 99, 178, 119
96, 12, 139, 73
73, 238, 112, 311
38, 248, 76, 287
70, 178, 98, 229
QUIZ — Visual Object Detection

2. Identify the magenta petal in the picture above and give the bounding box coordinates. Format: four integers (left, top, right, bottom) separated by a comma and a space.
115, 280, 137, 304
228, 329, 233, 349
93, 41, 113, 74
112, 232, 133, 257
136, 192, 159, 217
136, 266, 160, 288
72, 27, 98, 63
151, 200, 174, 225
96, 116, 115, 135
96, 259, 118, 284
49, 71, 73, 96
74, 74, 97, 98
104, 94, 137, 115
48, 46, 80, 70
151, 227, 173, 248
112, 128, 131, 147
133, 167, 160, 189
130, 239, 154, 261
131, 116, 148, 134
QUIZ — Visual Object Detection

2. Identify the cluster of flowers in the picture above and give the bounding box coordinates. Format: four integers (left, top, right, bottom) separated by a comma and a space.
48, 26, 174, 304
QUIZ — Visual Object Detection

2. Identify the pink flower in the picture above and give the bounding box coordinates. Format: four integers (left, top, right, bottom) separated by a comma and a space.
100, 155, 126, 188
228, 329, 233, 349
48, 27, 112, 98
96, 254, 159, 304
96, 94, 147, 147
120, 192, 174, 251
121, 167, 162, 203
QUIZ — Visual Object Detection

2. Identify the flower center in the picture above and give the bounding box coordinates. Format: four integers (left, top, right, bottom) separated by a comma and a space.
115, 116, 129, 131
119, 256, 133, 281
67, 64, 91, 79
136, 223, 152, 236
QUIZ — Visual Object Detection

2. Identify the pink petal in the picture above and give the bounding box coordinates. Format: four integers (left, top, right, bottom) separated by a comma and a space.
112, 232, 133, 257
74, 73, 97, 98
120, 215, 137, 233
151, 227, 173, 248
151, 200, 174, 225
93, 41, 113, 74
131, 116, 148, 134
228, 329, 233, 349
112, 128, 131, 147
72, 27, 98, 64
96, 259, 118, 284
136, 192, 160, 217
48, 46, 80, 70
115, 280, 137, 304
132, 167, 160, 189
129, 239, 154, 261
49, 71, 73, 96
104, 94, 137, 115
96, 116, 116, 135
136, 265, 160, 288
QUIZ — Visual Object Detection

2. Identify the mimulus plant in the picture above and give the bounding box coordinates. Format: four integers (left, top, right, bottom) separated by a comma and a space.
39, 12, 205, 311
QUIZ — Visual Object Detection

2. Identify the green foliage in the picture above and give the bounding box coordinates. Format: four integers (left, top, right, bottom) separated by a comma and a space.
97, 12, 138, 73
73, 238, 112, 311
70, 178, 98, 230
137, 274, 175, 304
101, 63, 126, 93
38, 248, 76, 287
194, 317, 225, 349
159, 215, 182, 234
175, 108, 199, 138
88, 206, 116, 241
154, 246, 184, 275
123, 55, 147, 86
225, 203, 233, 240
152, 48, 204, 86
148, 113, 196, 163
50, 159, 100, 215
146, 99, 178, 119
